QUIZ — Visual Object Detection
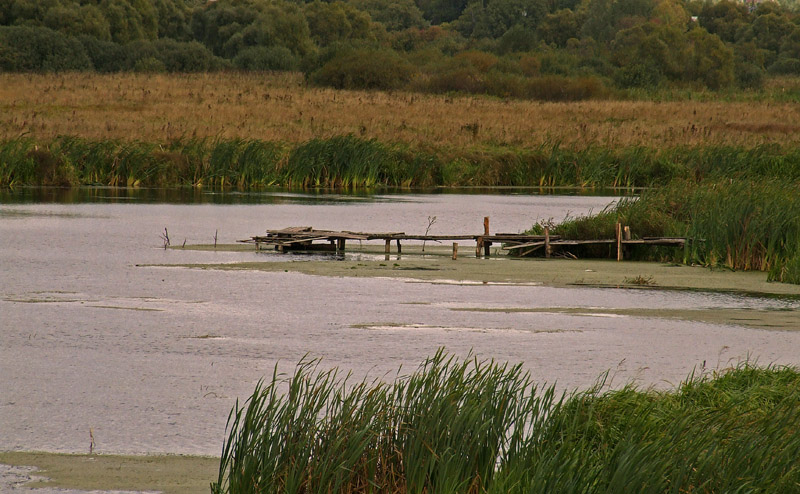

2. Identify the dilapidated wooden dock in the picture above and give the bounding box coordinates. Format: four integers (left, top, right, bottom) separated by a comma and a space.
238, 218, 688, 260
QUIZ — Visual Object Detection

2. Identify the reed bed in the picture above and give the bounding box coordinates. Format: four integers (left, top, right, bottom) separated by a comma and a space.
535, 179, 800, 283
213, 350, 800, 494
5, 136, 800, 189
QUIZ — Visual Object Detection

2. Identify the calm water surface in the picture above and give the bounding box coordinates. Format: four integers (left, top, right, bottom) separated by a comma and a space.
2, 189, 800, 457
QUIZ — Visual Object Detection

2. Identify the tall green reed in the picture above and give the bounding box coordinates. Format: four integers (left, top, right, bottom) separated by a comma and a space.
5, 137, 800, 189
214, 351, 800, 494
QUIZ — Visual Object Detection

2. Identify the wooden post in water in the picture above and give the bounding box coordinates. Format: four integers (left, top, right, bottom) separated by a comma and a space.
337, 238, 346, 252
396, 239, 402, 254
476, 237, 483, 257
616, 222, 622, 261
483, 216, 491, 257
452, 242, 458, 260
623, 225, 631, 260
545, 227, 551, 259
385, 239, 391, 260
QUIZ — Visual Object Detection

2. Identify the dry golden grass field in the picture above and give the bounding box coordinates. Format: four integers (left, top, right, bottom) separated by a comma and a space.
2, 72, 800, 149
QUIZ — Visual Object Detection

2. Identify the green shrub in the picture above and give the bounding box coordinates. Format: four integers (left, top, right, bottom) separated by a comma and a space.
768, 57, 800, 75
310, 47, 415, 90
134, 56, 167, 73
0, 26, 91, 71
152, 39, 222, 72
78, 35, 130, 72
233, 46, 299, 71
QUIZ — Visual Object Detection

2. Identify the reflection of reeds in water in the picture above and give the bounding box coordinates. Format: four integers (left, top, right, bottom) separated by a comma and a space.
213, 350, 800, 494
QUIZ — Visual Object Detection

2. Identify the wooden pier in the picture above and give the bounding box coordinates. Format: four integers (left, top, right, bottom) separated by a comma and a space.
238, 218, 687, 260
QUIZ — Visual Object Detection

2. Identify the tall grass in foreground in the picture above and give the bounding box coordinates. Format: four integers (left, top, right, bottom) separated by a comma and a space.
213, 351, 800, 494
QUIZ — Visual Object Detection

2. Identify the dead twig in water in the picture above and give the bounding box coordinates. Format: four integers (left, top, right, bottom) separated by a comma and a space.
422, 215, 437, 252
159, 227, 170, 249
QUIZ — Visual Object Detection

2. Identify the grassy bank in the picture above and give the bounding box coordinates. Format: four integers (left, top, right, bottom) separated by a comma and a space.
6, 136, 800, 189
213, 351, 800, 494
0, 452, 218, 494
531, 179, 800, 283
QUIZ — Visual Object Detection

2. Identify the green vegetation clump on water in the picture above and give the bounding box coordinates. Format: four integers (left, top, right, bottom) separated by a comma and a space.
530, 179, 800, 283
213, 350, 800, 494
6, 135, 800, 189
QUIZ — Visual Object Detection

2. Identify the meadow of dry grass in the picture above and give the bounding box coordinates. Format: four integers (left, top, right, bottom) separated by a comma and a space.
2, 72, 800, 150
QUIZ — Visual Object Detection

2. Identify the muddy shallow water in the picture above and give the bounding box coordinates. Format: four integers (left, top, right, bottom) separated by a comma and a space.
2, 190, 800, 458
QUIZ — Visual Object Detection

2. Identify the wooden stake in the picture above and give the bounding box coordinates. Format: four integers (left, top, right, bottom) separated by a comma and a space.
396, 239, 402, 254
616, 222, 622, 261
624, 225, 631, 241
452, 242, 458, 260
476, 237, 483, 257
385, 239, 391, 260
484, 216, 490, 235
545, 227, 551, 258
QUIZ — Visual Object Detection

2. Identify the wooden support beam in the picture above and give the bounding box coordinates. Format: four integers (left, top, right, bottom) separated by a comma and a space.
396, 239, 402, 254
476, 236, 483, 257
484, 240, 491, 257
385, 239, 391, 260
452, 242, 458, 260
616, 222, 622, 261
545, 227, 551, 259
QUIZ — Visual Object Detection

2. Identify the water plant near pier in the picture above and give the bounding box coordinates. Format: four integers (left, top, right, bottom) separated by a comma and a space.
213, 351, 800, 494
532, 179, 800, 283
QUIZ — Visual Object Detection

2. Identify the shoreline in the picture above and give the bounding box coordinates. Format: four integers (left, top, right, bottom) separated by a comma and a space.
150, 243, 800, 331
0, 452, 218, 494
170, 243, 800, 297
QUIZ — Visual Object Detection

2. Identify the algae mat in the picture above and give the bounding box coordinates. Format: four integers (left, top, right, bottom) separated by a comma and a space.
171, 244, 800, 297
0, 452, 218, 494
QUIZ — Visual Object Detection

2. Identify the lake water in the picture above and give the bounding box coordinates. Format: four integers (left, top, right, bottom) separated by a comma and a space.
2, 188, 800, 457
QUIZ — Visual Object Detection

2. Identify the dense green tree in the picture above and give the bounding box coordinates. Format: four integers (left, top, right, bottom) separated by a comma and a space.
191, 0, 313, 58
304, 1, 373, 45
698, 0, 751, 43
415, 0, 469, 24
350, 0, 427, 31
611, 22, 687, 81
581, 0, 656, 42
152, 0, 191, 40
456, 0, 548, 39
42, 4, 112, 40
537, 8, 580, 47
100, 0, 158, 43
740, 12, 798, 53
685, 27, 734, 88
0, 25, 92, 70
498, 22, 537, 51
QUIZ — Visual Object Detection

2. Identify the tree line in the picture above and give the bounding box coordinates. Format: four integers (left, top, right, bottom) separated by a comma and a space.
2, 0, 800, 97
